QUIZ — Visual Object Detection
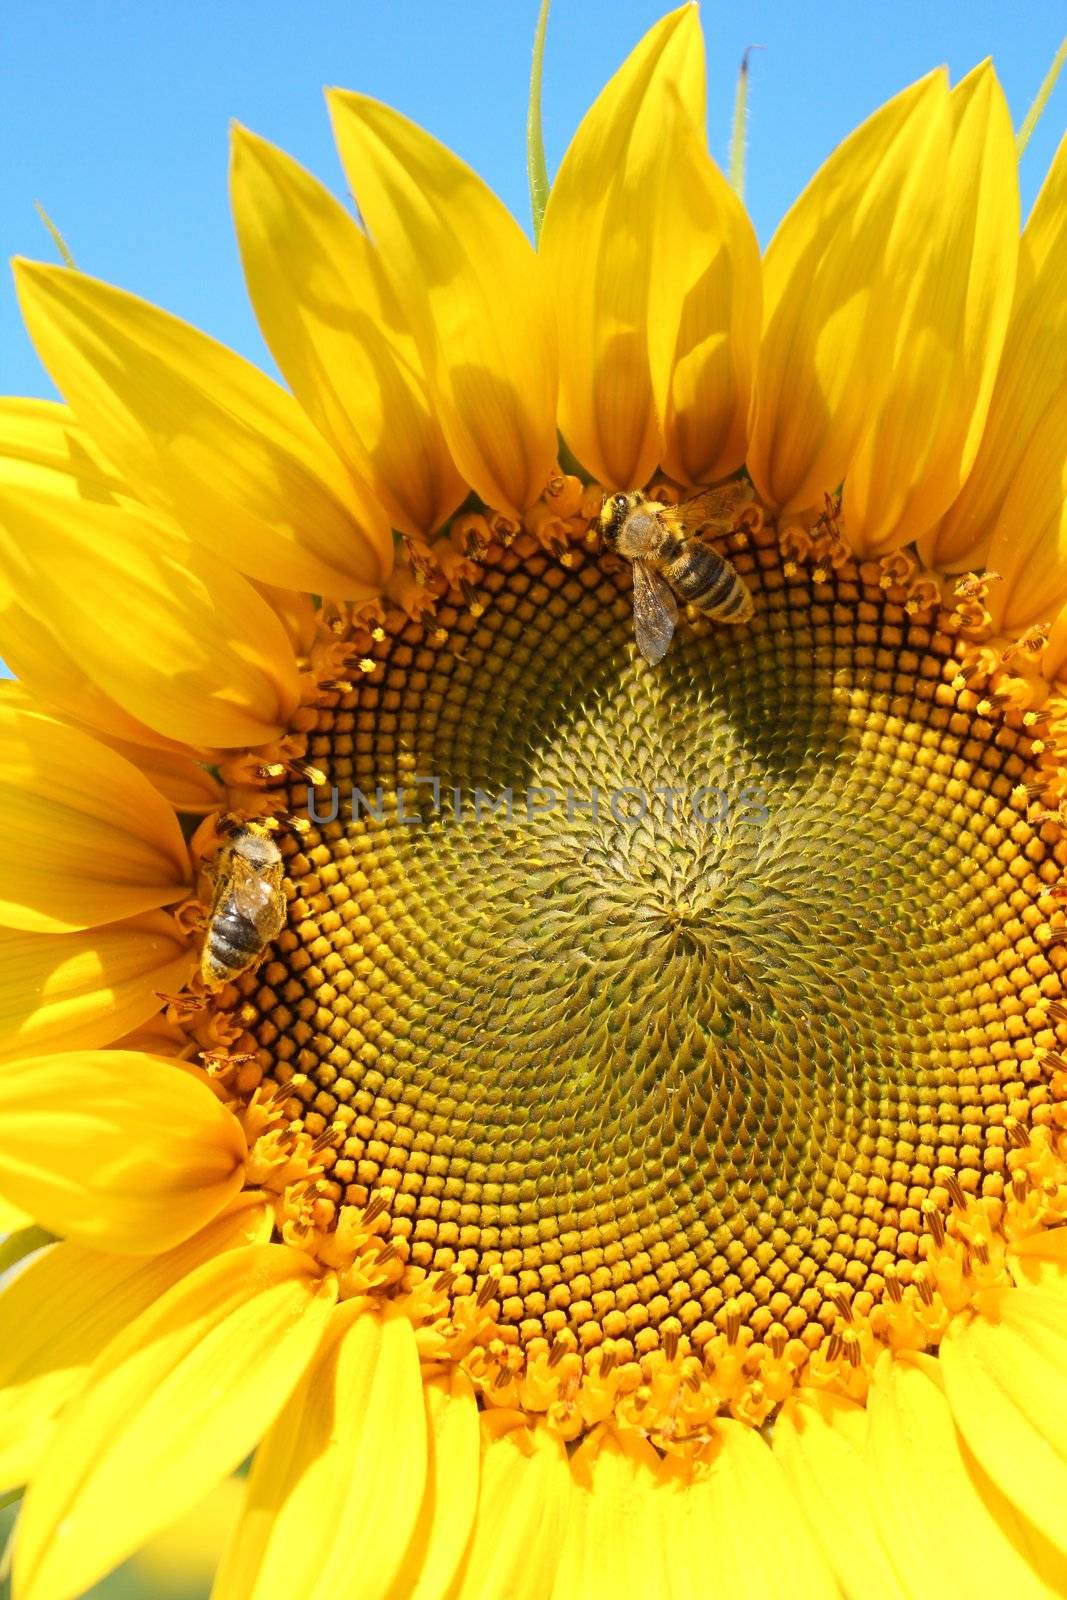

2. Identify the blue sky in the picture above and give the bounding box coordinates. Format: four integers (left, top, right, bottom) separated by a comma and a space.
0, 0, 1064, 399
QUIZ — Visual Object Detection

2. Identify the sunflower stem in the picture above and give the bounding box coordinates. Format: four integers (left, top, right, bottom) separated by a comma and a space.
1015, 34, 1067, 159
728, 46, 763, 200
527, 0, 552, 242
34, 201, 76, 268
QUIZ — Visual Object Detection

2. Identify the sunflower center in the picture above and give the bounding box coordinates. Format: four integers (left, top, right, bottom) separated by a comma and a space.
238, 522, 1062, 1422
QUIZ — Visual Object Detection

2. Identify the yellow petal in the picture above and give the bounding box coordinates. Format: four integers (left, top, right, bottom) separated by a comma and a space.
649, 99, 761, 486
253, 583, 319, 657
213, 1302, 425, 1600
91, 740, 224, 813
941, 1290, 1067, 1561
0, 1051, 246, 1253
773, 1390, 910, 1598
14, 1243, 336, 1600
0, 1197, 32, 1234
0, 487, 301, 749
0, 1224, 50, 1280
0, 395, 136, 508
922, 130, 1067, 574
1009, 1227, 1067, 1296
329, 92, 557, 516
981, 391, 1067, 633
130, 1476, 245, 1597
0, 1195, 271, 1493
0, 401, 208, 756
230, 125, 465, 539
0, 580, 190, 758
386, 1368, 480, 1600
845, 64, 1019, 555
110, 1012, 190, 1057
1041, 594, 1067, 683
748, 71, 947, 515
451, 1421, 570, 1600
868, 1348, 1067, 1593
13, 261, 392, 599
552, 1425, 665, 1599
0, 706, 190, 933
665, 1419, 837, 1599
0, 912, 193, 1062
539, 7, 704, 490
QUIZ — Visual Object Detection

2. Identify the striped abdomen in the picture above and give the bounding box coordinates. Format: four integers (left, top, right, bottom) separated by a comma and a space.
662, 541, 753, 624
204, 901, 265, 979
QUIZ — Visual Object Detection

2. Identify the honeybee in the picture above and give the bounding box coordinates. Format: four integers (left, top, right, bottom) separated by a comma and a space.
598, 483, 755, 664
199, 823, 286, 985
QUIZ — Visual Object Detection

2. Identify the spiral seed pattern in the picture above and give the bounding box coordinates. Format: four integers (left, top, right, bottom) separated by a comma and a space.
243, 524, 1064, 1369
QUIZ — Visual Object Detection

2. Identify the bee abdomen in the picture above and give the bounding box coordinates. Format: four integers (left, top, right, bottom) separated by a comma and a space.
665, 546, 753, 624
205, 905, 263, 976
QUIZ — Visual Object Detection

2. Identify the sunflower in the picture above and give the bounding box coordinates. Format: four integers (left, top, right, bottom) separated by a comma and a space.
1, 8, 1066, 1598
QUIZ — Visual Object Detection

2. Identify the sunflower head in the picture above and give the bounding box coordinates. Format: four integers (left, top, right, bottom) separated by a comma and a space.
1, 11, 1066, 1600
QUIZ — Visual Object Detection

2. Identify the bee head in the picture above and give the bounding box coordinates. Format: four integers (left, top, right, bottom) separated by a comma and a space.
597, 491, 632, 548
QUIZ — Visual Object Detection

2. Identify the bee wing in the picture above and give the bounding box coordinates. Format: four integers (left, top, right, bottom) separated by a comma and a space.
632, 559, 678, 665
675, 480, 754, 533
228, 856, 285, 934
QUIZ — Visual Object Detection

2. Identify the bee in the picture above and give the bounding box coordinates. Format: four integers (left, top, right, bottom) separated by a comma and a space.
598, 483, 755, 664
199, 823, 286, 985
